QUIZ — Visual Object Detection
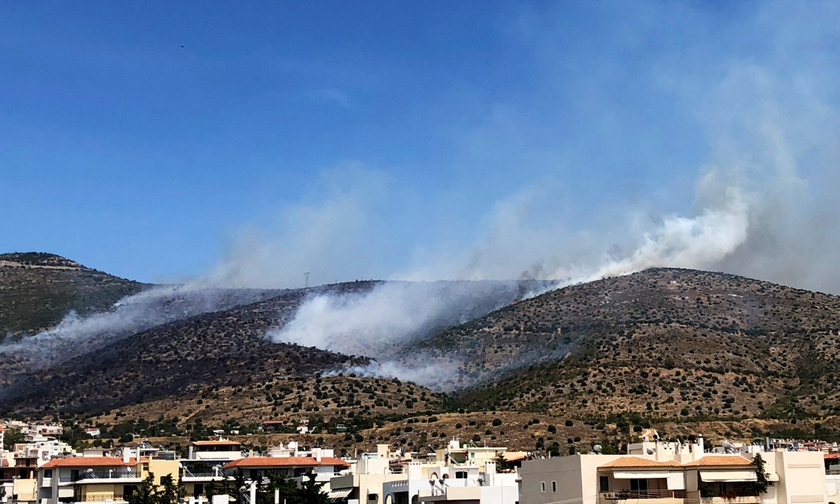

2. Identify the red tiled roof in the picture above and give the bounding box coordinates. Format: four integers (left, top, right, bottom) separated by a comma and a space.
41, 457, 139, 469
192, 440, 241, 446
600, 457, 682, 468
683, 455, 753, 467
223, 457, 350, 469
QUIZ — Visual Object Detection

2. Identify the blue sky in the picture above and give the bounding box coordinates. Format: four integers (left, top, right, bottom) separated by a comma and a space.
2, 2, 840, 290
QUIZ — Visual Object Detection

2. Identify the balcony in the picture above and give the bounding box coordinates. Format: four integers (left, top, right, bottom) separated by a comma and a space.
699, 497, 760, 504
180, 470, 227, 482
62, 471, 141, 483
78, 495, 127, 503
601, 490, 686, 504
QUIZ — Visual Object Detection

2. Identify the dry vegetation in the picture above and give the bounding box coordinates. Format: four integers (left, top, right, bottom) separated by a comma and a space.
408, 268, 840, 421
7, 260, 840, 447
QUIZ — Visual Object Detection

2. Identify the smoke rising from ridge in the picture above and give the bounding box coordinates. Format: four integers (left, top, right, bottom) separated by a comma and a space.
6, 1, 840, 391
0, 284, 280, 364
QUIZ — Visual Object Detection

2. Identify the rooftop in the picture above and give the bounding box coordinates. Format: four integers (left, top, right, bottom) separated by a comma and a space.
223, 456, 349, 469
600, 457, 683, 468
683, 455, 753, 467
192, 440, 241, 446
41, 457, 142, 468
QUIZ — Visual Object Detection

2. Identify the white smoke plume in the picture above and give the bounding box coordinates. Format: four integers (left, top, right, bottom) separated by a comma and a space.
326, 358, 458, 389
267, 280, 542, 387
0, 284, 279, 363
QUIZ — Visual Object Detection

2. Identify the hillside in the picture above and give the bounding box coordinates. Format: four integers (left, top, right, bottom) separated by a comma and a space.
9, 261, 840, 450
0, 282, 380, 415
406, 268, 840, 420
0, 252, 145, 336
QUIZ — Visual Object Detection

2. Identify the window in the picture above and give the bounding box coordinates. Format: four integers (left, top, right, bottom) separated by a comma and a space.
540, 481, 546, 493
599, 476, 609, 492
630, 479, 648, 492
455, 471, 468, 479
44, 469, 53, 478
552, 481, 557, 493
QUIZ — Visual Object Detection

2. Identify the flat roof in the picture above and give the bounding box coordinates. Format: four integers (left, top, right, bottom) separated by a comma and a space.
223, 457, 349, 469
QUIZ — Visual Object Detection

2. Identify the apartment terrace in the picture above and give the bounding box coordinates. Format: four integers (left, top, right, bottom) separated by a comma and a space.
593, 454, 775, 504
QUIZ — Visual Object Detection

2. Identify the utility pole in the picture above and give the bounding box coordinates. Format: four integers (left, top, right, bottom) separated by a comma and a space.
304, 272, 310, 288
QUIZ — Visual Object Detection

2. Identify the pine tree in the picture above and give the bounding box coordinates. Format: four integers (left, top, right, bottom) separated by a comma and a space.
750, 454, 770, 495
127, 474, 158, 504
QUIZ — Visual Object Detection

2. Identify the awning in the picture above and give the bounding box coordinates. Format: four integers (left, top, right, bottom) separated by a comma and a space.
611, 471, 684, 490
328, 489, 352, 501
699, 470, 757, 482
613, 471, 670, 479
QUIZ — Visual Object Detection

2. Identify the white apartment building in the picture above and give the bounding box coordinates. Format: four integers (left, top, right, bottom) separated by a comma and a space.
520, 437, 827, 504
329, 442, 519, 504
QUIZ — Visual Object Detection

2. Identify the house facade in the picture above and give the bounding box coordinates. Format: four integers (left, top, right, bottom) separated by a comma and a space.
35, 454, 180, 504
520, 438, 827, 504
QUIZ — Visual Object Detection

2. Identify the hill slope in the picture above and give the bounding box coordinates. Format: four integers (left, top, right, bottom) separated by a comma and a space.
0, 252, 145, 336
406, 268, 840, 420
0, 282, 383, 414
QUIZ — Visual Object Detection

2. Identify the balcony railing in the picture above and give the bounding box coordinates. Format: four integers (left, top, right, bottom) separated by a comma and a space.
602, 490, 680, 500
80, 495, 125, 502
64, 471, 139, 482
699, 496, 760, 504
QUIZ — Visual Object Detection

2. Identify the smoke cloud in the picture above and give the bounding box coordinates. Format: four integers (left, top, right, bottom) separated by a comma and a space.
6, 1, 840, 392
0, 284, 279, 365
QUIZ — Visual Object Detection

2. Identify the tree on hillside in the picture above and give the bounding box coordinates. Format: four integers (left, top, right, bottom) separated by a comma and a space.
3, 428, 24, 450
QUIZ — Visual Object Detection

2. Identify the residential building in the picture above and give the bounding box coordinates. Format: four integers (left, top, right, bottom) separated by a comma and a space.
329, 442, 519, 504
1, 454, 38, 504
186, 440, 243, 462
36, 452, 180, 504
222, 452, 350, 488
180, 440, 243, 502
519, 437, 827, 504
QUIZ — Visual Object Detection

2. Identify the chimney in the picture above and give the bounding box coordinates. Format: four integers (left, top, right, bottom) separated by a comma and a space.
123, 449, 130, 464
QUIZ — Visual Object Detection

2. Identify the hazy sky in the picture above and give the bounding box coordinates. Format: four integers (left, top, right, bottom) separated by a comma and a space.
2, 2, 839, 290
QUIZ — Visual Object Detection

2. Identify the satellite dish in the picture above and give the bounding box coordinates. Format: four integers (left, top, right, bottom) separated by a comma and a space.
646, 448, 654, 455
593, 445, 602, 454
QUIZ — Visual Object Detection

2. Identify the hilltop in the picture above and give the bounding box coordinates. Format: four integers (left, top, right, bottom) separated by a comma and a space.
0, 252, 145, 337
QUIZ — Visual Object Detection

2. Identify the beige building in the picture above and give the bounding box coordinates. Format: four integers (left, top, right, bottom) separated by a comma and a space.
520, 438, 827, 504
36, 454, 180, 504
